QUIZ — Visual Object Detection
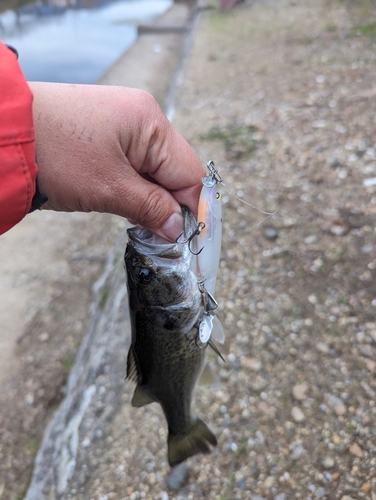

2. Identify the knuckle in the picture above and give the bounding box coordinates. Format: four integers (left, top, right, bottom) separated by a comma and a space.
136, 187, 169, 229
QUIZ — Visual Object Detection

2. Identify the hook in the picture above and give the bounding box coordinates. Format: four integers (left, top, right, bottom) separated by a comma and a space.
176, 222, 206, 255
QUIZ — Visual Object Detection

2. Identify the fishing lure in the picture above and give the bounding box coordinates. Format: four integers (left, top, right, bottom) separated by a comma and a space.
196, 161, 224, 349
197, 160, 223, 297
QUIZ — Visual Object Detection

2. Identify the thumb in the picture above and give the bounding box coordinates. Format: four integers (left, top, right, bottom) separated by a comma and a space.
121, 175, 184, 242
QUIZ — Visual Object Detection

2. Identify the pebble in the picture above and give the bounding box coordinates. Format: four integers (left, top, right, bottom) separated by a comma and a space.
291, 406, 305, 423
166, 463, 187, 490
349, 443, 363, 458
316, 342, 330, 354
242, 357, 262, 371
290, 440, 306, 460
263, 227, 279, 240
322, 457, 335, 469
292, 383, 308, 401
274, 494, 286, 500
363, 177, 376, 187
329, 220, 348, 236
304, 235, 318, 244
325, 394, 346, 416
38, 332, 49, 342
264, 476, 275, 489
82, 437, 91, 448
283, 217, 296, 227
315, 488, 325, 498
327, 156, 340, 168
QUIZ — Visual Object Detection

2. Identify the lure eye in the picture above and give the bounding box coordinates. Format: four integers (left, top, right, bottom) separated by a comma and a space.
137, 268, 154, 284
216, 192, 221, 200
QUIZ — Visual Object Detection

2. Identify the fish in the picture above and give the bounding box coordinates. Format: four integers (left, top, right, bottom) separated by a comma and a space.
124, 201, 222, 467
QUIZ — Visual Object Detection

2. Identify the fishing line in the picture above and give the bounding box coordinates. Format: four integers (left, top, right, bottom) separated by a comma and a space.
221, 180, 277, 217
203, 160, 278, 255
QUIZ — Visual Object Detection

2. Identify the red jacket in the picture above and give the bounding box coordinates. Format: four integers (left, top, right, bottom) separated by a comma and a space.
0, 41, 38, 235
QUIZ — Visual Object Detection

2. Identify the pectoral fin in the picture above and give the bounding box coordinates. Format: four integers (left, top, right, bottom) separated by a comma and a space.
131, 386, 155, 407
198, 361, 219, 387
212, 315, 225, 344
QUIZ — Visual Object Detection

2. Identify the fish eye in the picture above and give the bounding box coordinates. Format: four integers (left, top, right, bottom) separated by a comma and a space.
216, 192, 221, 200
136, 268, 154, 284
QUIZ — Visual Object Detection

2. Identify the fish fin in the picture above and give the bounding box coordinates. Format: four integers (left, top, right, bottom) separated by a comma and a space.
198, 361, 219, 387
131, 385, 155, 407
212, 315, 225, 344
126, 345, 139, 383
167, 418, 217, 467
208, 338, 226, 362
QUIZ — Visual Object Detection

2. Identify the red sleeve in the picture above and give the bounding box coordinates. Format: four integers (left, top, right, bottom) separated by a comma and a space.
0, 41, 38, 235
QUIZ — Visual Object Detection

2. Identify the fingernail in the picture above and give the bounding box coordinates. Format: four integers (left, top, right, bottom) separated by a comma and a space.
161, 213, 183, 242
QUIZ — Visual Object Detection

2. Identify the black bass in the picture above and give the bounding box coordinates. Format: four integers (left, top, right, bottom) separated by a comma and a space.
125, 162, 224, 466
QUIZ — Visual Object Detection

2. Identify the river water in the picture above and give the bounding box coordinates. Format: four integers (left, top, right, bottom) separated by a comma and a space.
0, 0, 172, 83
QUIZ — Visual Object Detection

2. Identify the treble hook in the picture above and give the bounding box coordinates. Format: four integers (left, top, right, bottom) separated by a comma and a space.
194, 332, 209, 350
176, 222, 206, 255
207, 160, 223, 184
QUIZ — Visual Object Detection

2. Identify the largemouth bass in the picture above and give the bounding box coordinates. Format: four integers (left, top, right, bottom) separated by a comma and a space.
124, 202, 221, 467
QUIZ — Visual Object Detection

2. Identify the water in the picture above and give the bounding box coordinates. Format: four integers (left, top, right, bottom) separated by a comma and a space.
0, 0, 172, 83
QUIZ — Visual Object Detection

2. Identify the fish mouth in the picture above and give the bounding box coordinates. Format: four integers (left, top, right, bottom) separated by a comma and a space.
127, 206, 197, 259
128, 227, 182, 258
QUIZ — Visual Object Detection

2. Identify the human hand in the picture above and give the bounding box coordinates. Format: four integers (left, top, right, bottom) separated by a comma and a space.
28, 82, 204, 241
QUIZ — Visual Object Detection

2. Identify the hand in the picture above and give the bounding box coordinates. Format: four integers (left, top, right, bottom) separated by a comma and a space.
28, 82, 204, 241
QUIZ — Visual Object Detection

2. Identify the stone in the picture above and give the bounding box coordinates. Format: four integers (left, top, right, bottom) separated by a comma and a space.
349, 443, 363, 457
291, 406, 305, 423
166, 463, 187, 490
292, 383, 308, 401
290, 440, 305, 460
315, 488, 325, 498
263, 227, 279, 240
264, 476, 275, 489
325, 394, 346, 415
322, 457, 335, 469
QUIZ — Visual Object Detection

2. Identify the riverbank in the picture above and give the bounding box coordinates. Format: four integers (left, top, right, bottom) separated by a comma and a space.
97, 1, 193, 109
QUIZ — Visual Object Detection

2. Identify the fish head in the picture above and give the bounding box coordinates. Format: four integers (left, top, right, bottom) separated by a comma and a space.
125, 206, 200, 310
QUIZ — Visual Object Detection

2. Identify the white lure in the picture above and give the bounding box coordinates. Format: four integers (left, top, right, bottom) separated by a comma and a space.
197, 161, 223, 297
196, 161, 224, 347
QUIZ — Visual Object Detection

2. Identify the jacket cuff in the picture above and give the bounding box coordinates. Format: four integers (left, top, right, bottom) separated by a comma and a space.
29, 176, 48, 213
0, 42, 42, 234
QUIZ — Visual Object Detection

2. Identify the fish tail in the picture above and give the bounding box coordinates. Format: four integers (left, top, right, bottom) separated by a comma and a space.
167, 418, 217, 467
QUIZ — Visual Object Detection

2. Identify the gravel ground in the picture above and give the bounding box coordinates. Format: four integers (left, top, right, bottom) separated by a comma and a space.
81, 1, 376, 499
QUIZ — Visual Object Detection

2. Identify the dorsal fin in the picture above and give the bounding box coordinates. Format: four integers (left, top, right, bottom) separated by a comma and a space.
126, 345, 140, 383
